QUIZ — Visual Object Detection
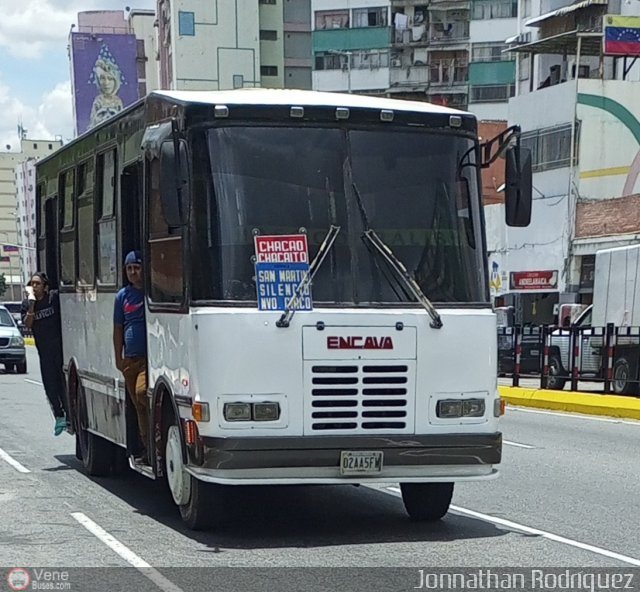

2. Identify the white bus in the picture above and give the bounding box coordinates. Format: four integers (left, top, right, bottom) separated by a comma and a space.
36, 89, 531, 530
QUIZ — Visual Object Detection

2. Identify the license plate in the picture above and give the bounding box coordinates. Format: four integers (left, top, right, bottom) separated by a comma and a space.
339, 451, 383, 475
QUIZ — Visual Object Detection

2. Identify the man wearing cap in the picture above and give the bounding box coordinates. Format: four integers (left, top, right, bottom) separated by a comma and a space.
113, 250, 149, 463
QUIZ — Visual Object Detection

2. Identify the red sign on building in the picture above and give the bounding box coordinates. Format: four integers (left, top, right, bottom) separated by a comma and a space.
510, 270, 558, 291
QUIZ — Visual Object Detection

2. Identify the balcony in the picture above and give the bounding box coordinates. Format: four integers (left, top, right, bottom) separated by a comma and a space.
429, 21, 469, 44
390, 65, 430, 86
429, 58, 468, 87
392, 24, 429, 45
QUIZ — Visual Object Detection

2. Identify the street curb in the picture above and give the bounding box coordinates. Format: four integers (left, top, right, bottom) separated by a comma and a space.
24, 337, 35, 346
499, 386, 640, 420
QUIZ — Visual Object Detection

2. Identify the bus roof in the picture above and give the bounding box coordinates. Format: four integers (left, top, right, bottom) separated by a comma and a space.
150, 88, 473, 118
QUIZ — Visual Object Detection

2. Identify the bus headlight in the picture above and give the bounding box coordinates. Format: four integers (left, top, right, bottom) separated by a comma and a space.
253, 402, 280, 421
437, 398, 485, 418
437, 400, 462, 418
223, 403, 252, 422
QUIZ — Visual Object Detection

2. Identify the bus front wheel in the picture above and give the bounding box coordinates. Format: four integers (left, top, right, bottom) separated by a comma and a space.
400, 482, 454, 522
165, 422, 226, 530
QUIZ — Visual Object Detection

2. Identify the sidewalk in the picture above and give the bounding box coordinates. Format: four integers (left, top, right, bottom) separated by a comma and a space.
499, 385, 640, 420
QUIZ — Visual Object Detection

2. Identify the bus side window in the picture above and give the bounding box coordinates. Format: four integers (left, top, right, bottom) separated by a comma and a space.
147, 157, 184, 304
96, 149, 118, 287
59, 168, 76, 288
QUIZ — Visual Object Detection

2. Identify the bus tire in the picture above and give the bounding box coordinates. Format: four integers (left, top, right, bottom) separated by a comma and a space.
165, 422, 225, 530
76, 383, 113, 477
400, 482, 454, 522
613, 356, 638, 395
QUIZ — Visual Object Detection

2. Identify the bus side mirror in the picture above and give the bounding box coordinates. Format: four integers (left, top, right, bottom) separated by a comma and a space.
505, 146, 532, 227
160, 140, 189, 227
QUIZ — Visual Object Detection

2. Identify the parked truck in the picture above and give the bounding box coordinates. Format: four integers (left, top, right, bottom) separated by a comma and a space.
547, 244, 640, 394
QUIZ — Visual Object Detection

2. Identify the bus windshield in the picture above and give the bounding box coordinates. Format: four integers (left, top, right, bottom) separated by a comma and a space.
194, 125, 486, 305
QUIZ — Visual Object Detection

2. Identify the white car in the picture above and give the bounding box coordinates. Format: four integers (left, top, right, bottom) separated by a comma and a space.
0, 305, 27, 374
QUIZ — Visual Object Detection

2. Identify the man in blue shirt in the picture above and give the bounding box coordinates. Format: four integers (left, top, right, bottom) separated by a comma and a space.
113, 251, 148, 463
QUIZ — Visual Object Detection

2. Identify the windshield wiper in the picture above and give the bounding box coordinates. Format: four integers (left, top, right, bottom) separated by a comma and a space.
276, 225, 341, 328
350, 182, 443, 329
362, 230, 443, 329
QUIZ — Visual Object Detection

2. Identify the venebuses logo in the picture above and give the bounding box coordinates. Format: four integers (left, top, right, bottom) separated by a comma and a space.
327, 336, 394, 350
7, 568, 31, 591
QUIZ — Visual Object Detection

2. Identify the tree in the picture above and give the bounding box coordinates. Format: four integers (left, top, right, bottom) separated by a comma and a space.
0, 273, 6, 298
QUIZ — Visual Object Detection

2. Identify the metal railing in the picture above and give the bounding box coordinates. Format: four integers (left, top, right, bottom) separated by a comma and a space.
498, 323, 640, 396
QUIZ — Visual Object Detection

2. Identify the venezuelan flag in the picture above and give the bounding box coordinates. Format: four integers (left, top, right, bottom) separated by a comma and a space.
604, 15, 640, 56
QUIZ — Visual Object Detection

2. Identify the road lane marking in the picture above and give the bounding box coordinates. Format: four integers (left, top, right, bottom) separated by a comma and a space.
509, 406, 640, 426
24, 379, 43, 386
71, 512, 185, 592
385, 487, 640, 566
503, 440, 535, 449
0, 447, 30, 473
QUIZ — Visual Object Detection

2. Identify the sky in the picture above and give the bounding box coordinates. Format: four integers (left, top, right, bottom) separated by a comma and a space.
0, 0, 156, 151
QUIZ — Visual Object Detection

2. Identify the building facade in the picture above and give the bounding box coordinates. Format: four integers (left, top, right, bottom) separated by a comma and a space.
488, 0, 640, 324
156, 0, 312, 91
0, 139, 62, 300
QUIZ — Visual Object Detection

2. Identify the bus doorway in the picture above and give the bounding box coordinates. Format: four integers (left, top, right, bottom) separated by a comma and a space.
120, 161, 145, 461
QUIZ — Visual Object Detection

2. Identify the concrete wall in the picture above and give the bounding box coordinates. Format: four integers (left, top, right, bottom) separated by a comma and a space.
171, 0, 261, 90
259, 1, 285, 87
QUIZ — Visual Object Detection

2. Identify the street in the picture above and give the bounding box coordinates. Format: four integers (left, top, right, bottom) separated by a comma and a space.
1, 347, 639, 590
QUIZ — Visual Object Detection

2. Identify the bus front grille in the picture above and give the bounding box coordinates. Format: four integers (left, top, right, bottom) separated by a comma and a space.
304, 362, 415, 433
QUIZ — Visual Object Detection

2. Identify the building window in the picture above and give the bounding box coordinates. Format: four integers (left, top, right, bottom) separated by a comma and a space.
315, 10, 349, 30
261, 65, 278, 77
259, 0, 276, 4
470, 83, 515, 103
352, 7, 388, 28
178, 11, 195, 36
472, 0, 517, 19
315, 50, 389, 71
521, 123, 579, 172
260, 30, 278, 40
471, 43, 510, 62
519, 54, 530, 80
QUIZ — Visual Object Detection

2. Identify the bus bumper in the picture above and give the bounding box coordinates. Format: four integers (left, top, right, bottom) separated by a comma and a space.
185, 433, 501, 485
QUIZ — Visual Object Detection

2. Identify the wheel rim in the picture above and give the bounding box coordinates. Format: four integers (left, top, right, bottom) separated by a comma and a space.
166, 425, 191, 506
614, 364, 628, 393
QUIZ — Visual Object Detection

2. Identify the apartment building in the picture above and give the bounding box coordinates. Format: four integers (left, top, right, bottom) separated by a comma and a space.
0, 139, 62, 300
488, 0, 640, 323
311, 0, 519, 114
157, 0, 312, 91
312, 0, 392, 94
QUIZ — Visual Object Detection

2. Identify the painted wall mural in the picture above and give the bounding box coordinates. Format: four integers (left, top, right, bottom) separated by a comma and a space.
71, 33, 140, 135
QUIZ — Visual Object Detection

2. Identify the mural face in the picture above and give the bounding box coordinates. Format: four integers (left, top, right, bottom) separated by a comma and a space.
71, 33, 140, 135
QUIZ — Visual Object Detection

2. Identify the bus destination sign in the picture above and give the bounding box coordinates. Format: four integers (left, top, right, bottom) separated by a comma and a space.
254, 234, 312, 312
